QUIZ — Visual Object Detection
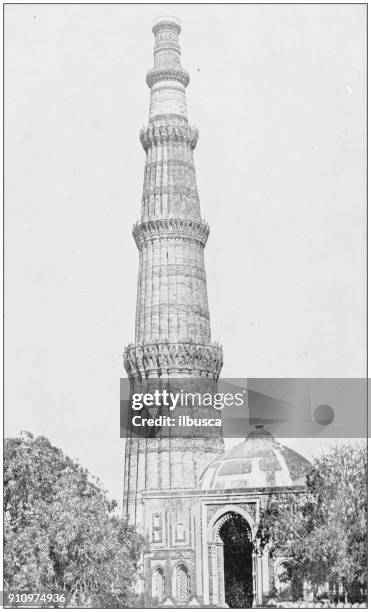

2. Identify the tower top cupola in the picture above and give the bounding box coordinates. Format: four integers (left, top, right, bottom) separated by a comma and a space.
152, 15, 181, 34
146, 16, 190, 119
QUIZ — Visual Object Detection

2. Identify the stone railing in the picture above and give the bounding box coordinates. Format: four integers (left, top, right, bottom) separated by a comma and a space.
132, 218, 210, 248
140, 121, 198, 151
124, 340, 223, 379
146, 66, 190, 89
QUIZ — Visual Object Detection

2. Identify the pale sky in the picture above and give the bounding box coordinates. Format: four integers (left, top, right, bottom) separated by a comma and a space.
5, 4, 366, 502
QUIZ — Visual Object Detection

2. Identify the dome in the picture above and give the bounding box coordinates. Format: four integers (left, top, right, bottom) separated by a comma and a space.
152, 15, 181, 34
199, 426, 312, 490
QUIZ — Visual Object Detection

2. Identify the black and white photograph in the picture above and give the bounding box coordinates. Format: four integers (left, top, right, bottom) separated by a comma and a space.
4, 3, 367, 609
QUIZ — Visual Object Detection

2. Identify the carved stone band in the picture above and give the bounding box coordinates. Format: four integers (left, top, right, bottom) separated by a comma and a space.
140, 122, 198, 151
154, 42, 181, 55
132, 218, 210, 249
146, 67, 190, 89
124, 341, 224, 379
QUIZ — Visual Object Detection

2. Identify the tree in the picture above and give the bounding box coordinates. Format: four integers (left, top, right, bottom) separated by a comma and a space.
257, 441, 367, 603
4, 432, 145, 607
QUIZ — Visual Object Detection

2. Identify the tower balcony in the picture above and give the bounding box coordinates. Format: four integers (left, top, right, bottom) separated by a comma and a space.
124, 340, 223, 380
140, 120, 198, 150
132, 218, 210, 249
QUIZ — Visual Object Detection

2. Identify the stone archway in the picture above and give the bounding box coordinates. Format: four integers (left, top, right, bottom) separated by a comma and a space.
206, 507, 258, 608
218, 512, 254, 608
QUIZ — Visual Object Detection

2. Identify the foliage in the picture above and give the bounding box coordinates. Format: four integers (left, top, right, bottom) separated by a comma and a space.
257, 441, 367, 603
4, 432, 144, 607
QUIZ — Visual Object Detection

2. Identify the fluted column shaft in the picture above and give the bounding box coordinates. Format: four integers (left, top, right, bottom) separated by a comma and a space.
134, 234, 210, 345
140, 123, 200, 221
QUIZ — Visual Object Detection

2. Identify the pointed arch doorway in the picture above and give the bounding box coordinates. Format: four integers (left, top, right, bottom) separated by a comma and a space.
219, 512, 254, 607
208, 509, 256, 608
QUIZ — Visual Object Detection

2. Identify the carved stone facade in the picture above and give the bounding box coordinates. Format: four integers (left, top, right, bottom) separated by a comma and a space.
123, 16, 310, 607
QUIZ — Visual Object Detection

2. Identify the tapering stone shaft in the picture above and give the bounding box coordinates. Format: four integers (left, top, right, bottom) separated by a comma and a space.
123, 18, 224, 519
124, 17, 222, 379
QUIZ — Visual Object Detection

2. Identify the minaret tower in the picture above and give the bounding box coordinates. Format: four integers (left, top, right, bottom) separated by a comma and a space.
123, 16, 223, 527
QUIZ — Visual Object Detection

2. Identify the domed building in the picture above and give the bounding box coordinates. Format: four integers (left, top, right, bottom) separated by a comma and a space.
194, 426, 312, 607
200, 426, 311, 491
134, 424, 312, 608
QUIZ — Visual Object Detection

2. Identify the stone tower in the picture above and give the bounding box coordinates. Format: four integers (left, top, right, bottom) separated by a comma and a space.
123, 15, 223, 522
123, 14, 223, 591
